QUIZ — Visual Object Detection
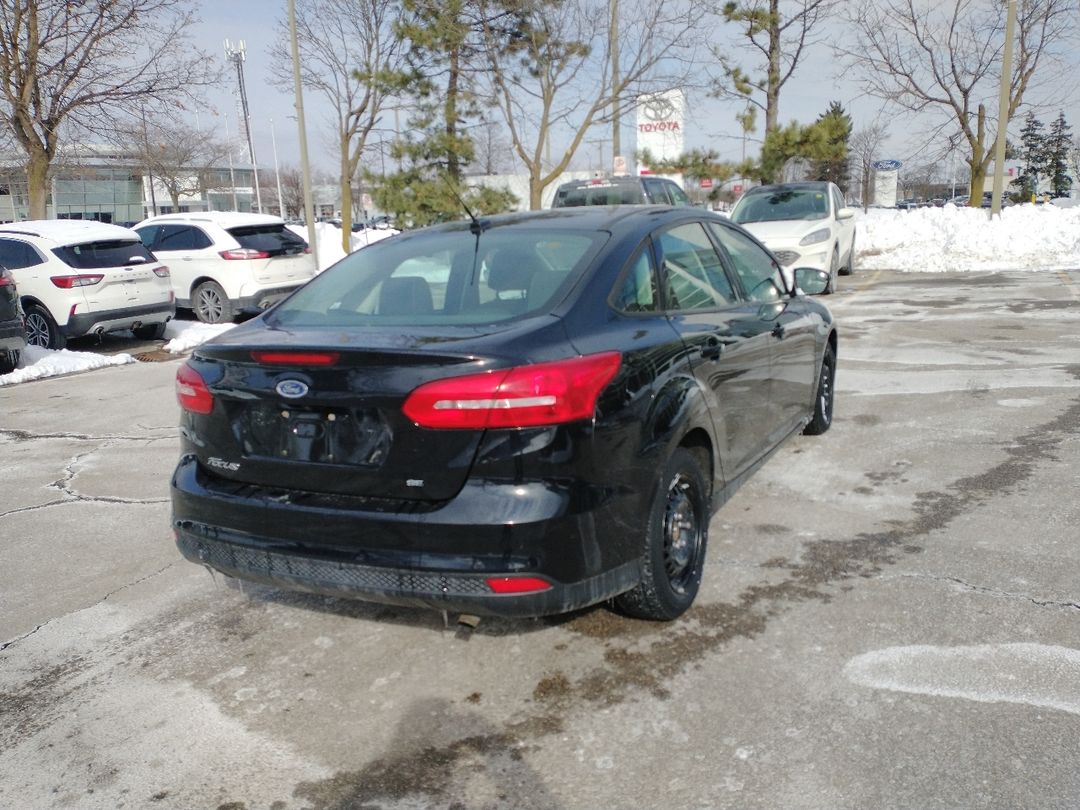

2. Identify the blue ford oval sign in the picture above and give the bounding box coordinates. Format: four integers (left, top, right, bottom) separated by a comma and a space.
872, 159, 903, 171
276, 379, 309, 399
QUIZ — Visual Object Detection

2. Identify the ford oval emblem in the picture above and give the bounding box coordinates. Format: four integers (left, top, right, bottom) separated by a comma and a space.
275, 379, 309, 399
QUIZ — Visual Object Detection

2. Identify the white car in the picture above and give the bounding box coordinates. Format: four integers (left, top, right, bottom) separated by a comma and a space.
134, 212, 316, 323
729, 181, 856, 294
0, 220, 175, 349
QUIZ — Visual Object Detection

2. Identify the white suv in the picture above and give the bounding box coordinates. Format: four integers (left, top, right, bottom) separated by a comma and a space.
134, 212, 316, 323
0, 220, 175, 349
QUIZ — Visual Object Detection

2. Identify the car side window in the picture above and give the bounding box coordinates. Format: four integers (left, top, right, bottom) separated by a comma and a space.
156, 225, 212, 251
667, 182, 691, 206
643, 179, 672, 205
134, 226, 158, 250
831, 187, 845, 216
0, 238, 42, 269
655, 223, 737, 311
612, 244, 659, 313
708, 223, 786, 303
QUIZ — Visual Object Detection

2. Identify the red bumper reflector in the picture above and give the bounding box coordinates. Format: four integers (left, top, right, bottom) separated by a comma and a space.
485, 576, 553, 594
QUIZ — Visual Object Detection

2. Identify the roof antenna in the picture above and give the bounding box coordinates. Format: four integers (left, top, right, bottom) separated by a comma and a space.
440, 169, 489, 236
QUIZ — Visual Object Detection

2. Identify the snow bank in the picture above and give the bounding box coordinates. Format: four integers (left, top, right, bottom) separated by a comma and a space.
857, 203, 1080, 272
163, 319, 235, 354
0, 345, 134, 387
287, 222, 399, 272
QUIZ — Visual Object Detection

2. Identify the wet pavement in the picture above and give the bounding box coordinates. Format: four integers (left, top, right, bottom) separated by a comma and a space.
1, 270, 1079, 809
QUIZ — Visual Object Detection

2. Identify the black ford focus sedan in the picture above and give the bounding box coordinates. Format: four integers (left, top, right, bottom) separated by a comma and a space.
172, 207, 836, 621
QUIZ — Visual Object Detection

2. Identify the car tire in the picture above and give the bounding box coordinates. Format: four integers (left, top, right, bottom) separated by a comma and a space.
0, 349, 19, 374
614, 447, 710, 621
840, 237, 855, 276
804, 343, 836, 436
24, 303, 66, 350
193, 281, 234, 324
133, 321, 168, 340
824, 248, 839, 294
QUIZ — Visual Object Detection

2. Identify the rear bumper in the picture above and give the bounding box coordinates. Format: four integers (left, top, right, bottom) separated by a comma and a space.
236, 283, 305, 311
171, 454, 642, 617
64, 301, 175, 338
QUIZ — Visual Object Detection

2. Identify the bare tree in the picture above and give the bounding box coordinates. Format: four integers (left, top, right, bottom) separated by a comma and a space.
848, 124, 887, 210
269, 0, 405, 249
278, 166, 307, 221
477, 0, 707, 209
471, 118, 515, 175
712, 0, 839, 137
0, 0, 218, 219
116, 117, 233, 212
839, 0, 1076, 203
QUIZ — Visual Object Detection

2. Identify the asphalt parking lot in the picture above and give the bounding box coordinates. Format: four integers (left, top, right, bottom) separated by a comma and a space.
2, 269, 1079, 810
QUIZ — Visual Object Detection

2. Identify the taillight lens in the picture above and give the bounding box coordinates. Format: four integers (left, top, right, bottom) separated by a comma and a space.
0, 270, 13, 287
153, 265, 170, 277
402, 352, 621, 430
251, 351, 339, 366
176, 364, 213, 414
220, 248, 270, 260
50, 274, 104, 288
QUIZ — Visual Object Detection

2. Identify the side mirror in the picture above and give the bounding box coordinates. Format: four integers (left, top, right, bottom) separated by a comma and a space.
836, 207, 856, 220
794, 267, 830, 296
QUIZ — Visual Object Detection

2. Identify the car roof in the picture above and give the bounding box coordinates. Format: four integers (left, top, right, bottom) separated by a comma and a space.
135, 212, 285, 229
401, 206, 717, 240
745, 181, 831, 194
0, 219, 142, 246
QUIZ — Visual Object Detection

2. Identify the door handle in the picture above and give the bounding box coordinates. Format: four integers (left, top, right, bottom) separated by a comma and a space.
771, 322, 785, 340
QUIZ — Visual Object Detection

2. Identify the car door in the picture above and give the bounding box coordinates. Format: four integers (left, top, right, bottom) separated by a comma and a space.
831, 184, 855, 262
708, 221, 818, 441
654, 220, 777, 481
138, 224, 213, 307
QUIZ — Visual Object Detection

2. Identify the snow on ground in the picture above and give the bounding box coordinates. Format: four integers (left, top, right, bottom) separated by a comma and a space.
287, 222, 399, 272
0, 345, 134, 387
857, 202, 1080, 272
163, 319, 234, 354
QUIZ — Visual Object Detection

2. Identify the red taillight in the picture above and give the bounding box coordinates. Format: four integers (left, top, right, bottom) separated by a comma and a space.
153, 265, 170, 278
0, 271, 13, 287
176, 364, 213, 414
50, 274, 104, 288
251, 351, 340, 366
402, 352, 621, 430
304, 246, 311, 254
485, 576, 553, 594
219, 248, 271, 260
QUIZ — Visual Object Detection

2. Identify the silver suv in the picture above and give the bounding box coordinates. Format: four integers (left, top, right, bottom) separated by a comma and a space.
551, 175, 692, 207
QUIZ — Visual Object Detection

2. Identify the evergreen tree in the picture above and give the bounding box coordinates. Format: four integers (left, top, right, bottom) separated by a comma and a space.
1014, 113, 1048, 199
809, 101, 852, 191
1045, 112, 1073, 198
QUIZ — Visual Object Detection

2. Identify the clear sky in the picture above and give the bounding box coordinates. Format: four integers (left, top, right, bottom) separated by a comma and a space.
192, 1, 1077, 181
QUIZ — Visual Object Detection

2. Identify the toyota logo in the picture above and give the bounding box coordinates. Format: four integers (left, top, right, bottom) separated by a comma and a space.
276, 379, 309, 399
642, 95, 677, 122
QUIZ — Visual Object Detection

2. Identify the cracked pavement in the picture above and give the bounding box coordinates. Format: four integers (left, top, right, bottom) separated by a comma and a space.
1, 271, 1079, 809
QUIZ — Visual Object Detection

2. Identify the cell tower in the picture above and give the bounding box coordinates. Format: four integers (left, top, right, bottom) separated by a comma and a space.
224, 38, 263, 213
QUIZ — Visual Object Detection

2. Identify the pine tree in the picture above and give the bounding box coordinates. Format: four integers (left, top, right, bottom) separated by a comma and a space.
1014, 113, 1047, 199
1045, 112, 1073, 198
809, 102, 853, 191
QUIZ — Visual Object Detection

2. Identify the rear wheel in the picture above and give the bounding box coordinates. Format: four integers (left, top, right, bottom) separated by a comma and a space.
0, 349, 19, 374
24, 303, 66, 350
804, 343, 836, 436
133, 321, 168, 340
193, 281, 234, 324
614, 447, 710, 621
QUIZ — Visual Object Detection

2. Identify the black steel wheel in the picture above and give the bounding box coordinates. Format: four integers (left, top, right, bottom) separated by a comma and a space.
193, 280, 234, 324
24, 303, 65, 350
804, 343, 836, 436
614, 447, 710, 621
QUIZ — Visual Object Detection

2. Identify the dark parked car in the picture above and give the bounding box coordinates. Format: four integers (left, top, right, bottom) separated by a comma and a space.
0, 265, 26, 374
172, 207, 837, 620
552, 175, 692, 208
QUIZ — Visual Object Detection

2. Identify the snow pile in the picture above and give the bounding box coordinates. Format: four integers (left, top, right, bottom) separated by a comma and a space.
0, 345, 134, 387
857, 203, 1080, 272
287, 222, 399, 272
163, 319, 235, 354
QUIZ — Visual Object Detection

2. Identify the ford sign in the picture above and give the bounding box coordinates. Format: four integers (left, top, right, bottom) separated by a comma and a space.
872, 159, 903, 171
275, 379, 309, 399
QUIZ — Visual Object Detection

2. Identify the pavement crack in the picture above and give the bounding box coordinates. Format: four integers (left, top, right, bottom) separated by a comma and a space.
0, 428, 171, 443
886, 572, 1080, 612
0, 622, 48, 653
0, 500, 70, 520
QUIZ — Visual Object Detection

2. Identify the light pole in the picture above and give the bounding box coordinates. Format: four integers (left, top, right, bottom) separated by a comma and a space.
224, 39, 263, 213
288, 0, 319, 269
223, 111, 239, 211
991, 0, 1017, 216
270, 117, 285, 218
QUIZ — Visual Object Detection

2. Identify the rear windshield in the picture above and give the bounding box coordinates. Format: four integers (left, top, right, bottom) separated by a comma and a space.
268, 227, 606, 328
731, 189, 829, 224
553, 183, 645, 207
52, 239, 156, 269
227, 224, 307, 255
